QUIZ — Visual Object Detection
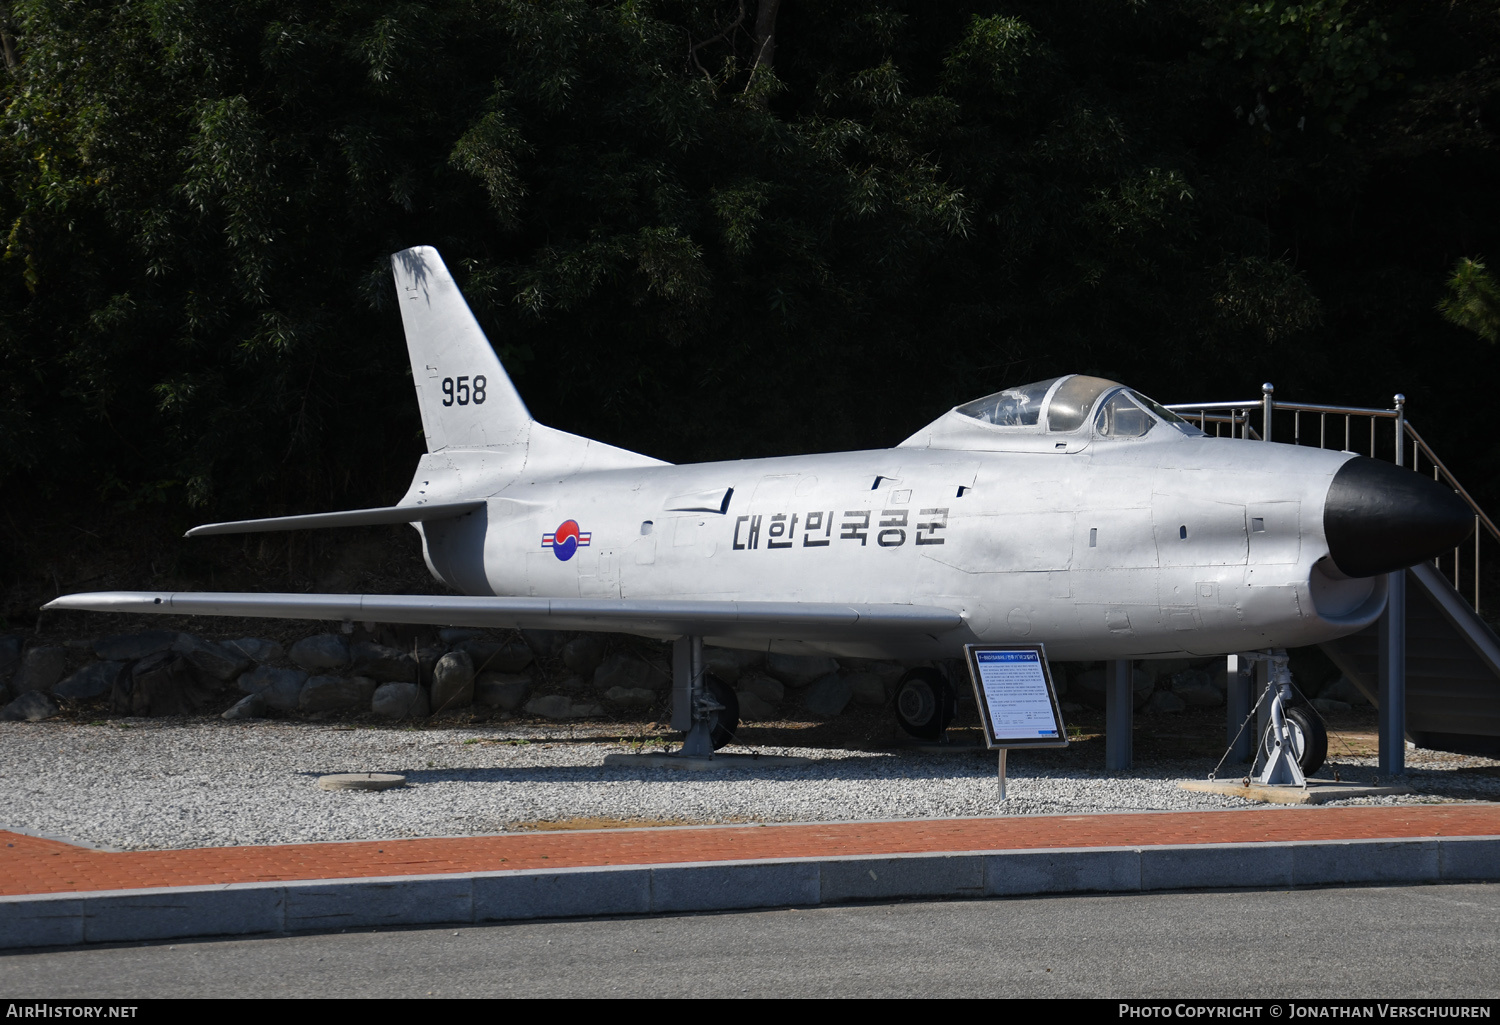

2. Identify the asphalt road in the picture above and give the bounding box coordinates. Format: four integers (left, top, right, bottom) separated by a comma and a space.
4, 882, 1498, 998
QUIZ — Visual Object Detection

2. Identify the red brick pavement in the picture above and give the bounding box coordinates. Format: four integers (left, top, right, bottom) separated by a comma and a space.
3, 805, 1497, 897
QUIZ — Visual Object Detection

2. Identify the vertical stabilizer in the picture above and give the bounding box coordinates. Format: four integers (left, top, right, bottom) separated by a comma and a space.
391, 246, 530, 452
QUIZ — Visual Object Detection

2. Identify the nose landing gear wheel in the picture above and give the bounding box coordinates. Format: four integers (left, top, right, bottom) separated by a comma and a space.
703, 673, 740, 750
1263, 704, 1328, 776
895, 668, 955, 740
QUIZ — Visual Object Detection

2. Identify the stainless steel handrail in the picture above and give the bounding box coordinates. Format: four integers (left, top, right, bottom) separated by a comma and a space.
1168, 384, 1493, 615
1404, 423, 1500, 542
1170, 399, 1399, 418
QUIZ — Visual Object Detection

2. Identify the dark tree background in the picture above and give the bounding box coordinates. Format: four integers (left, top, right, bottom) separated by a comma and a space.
2, 0, 1498, 612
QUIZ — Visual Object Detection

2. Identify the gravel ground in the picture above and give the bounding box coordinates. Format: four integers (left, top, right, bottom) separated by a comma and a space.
2, 719, 1497, 851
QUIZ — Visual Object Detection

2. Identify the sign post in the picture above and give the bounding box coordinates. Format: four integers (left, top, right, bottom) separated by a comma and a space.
964, 645, 1069, 803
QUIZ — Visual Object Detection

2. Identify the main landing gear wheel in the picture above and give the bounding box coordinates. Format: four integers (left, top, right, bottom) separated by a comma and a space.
895, 668, 955, 740
704, 673, 740, 750
1263, 703, 1328, 776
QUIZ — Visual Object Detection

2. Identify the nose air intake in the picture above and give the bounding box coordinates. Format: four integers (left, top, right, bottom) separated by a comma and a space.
1324, 456, 1473, 577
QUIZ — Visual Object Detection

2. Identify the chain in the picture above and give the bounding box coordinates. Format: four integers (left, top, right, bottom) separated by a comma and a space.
1208, 682, 1274, 782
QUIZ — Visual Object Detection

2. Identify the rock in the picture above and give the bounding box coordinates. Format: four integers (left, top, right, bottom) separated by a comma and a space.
349, 641, 417, 683
1072, 668, 1104, 706
237, 666, 309, 712
3, 690, 59, 721
438, 627, 486, 645
0, 635, 20, 684
846, 671, 890, 707
524, 694, 573, 719
737, 672, 785, 704
460, 640, 533, 674
53, 661, 125, 701
1131, 667, 1155, 709
604, 686, 657, 708
1321, 676, 1371, 706
765, 653, 840, 688
1147, 690, 1187, 714
94, 631, 177, 661
223, 638, 283, 663
431, 651, 475, 712
414, 646, 446, 687
300, 675, 377, 713
1072, 666, 1154, 709
1312, 697, 1352, 714
289, 634, 350, 671
124, 651, 213, 716
1175, 681, 1224, 708
1150, 658, 1195, 681
1167, 668, 1211, 693
558, 674, 588, 694
222, 692, 268, 720
802, 673, 852, 717
594, 653, 670, 694
476, 672, 532, 711
172, 634, 250, 682
524, 694, 603, 719
737, 690, 777, 721
371, 682, 430, 718
703, 647, 761, 685
12, 647, 68, 694
562, 635, 606, 676
521, 629, 567, 657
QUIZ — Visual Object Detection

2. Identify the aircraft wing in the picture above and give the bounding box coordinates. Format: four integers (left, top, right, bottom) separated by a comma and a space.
183, 502, 484, 538
42, 591, 964, 641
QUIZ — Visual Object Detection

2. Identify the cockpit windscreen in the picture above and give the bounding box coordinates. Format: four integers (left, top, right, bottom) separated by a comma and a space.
954, 378, 1060, 427
954, 375, 1202, 437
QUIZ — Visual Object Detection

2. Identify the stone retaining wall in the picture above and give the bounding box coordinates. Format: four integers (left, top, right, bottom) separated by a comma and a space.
0, 628, 1365, 724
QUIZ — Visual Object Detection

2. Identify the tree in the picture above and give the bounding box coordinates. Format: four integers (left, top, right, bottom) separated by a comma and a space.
1439, 258, 1500, 344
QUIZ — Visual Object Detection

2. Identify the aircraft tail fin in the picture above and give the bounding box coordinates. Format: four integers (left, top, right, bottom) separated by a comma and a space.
391, 246, 530, 452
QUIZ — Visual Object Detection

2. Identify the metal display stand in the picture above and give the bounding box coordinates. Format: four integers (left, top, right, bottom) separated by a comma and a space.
964, 644, 1069, 803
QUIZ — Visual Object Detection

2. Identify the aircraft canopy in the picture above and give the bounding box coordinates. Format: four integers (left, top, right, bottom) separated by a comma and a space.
955, 375, 1198, 438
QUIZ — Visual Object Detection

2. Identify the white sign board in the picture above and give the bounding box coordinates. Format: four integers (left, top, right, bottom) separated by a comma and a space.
965, 644, 1068, 750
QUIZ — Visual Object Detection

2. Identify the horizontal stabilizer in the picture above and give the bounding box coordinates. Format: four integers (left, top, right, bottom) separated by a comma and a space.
184, 502, 484, 538
43, 591, 963, 641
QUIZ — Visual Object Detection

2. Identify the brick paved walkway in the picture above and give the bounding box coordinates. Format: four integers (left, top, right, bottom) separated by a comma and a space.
3, 805, 1497, 897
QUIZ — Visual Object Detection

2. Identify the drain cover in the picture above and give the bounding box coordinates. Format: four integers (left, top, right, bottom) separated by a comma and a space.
317, 773, 406, 792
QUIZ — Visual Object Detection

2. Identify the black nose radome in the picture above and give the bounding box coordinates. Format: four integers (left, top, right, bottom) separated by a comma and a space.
1324, 456, 1474, 577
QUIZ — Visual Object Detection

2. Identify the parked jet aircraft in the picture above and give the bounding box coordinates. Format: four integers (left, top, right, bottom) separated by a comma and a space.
47, 246, 1473, 753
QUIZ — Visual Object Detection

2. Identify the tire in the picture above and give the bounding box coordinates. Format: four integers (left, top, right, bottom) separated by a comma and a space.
1263, 703, 1328, 776
704, 673, 740, 750
895, 668, 954, 740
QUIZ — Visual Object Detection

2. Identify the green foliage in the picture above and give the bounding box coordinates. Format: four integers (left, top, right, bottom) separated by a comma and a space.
1204, 0, 1402, 133
0, 0, 1496, 540
1438, 258, 1500, 344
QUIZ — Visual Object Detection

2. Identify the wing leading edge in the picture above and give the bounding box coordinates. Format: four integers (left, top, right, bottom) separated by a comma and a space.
184, 501, 484, 538
42, 591, 964, 641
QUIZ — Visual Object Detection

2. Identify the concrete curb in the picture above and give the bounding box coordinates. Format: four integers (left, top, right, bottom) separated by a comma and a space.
3, 835, 1497, 951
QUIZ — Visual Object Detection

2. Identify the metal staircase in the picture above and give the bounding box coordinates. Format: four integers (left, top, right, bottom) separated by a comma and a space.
1321, 562, 1500, 757
1168, 386, 1500, 768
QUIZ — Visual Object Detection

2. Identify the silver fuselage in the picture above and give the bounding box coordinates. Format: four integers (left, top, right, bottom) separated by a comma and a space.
412, 412, 1379, 660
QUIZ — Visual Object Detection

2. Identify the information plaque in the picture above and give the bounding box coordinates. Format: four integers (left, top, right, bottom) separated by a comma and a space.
964, 644, 1068, 750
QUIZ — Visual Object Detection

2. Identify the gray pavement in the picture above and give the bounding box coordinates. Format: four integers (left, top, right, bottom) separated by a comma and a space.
3, 882, 1497, 998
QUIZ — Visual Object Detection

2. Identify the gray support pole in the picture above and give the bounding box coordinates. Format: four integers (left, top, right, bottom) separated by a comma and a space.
1378, 393, 1408, 776
1378, 570, 1407, 774
1262, 383, 1274, 443
1105, 659, 1133, 770
670, 636, 701, 733
1225, 653, 1253, 763
1255, 657, 1272, 759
